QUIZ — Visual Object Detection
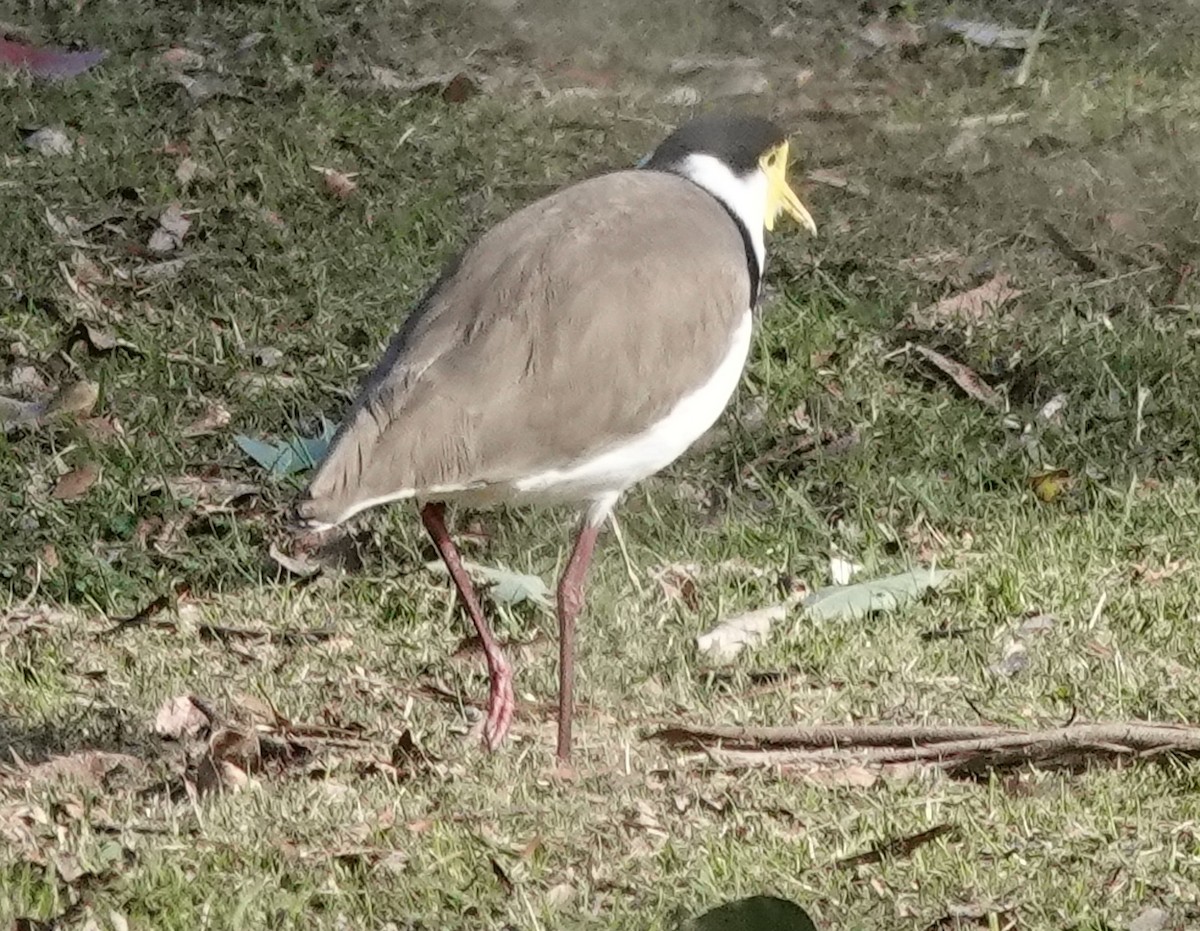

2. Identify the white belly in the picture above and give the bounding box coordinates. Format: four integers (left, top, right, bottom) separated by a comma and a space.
507, 310, 753, 504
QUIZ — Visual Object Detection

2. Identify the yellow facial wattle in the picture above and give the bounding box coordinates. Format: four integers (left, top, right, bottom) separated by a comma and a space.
760, 140, 817, 236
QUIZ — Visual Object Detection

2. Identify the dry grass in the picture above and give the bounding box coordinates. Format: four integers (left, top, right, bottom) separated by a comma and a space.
4, 1, 1200, 928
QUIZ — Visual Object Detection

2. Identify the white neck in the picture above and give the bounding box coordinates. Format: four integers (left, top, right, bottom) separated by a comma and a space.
675, 153, 766, 277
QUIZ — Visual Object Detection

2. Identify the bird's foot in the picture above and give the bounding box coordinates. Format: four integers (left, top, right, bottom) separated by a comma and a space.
482, 660, 516, 751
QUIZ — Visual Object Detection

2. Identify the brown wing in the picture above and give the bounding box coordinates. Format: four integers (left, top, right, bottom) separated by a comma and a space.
298, 170, 750, 526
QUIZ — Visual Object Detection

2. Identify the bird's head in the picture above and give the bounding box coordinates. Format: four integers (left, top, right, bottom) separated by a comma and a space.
642, 114, 818, 238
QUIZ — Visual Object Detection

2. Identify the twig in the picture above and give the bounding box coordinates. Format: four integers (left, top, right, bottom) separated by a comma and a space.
835, 823, 957, 869
1042, 219, 1102, 275
1015, 0, 1054, 87
648, 721, 1200, 776
651, 722, 1016, 749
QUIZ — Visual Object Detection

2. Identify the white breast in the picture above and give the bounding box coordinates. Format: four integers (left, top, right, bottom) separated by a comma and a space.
510, 310, 753, 505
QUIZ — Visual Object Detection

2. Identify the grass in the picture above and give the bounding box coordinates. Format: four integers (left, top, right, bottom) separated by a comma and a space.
4, 0, 1200, 928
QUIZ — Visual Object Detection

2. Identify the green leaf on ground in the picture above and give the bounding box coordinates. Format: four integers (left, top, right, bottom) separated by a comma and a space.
803, 569, 958, 622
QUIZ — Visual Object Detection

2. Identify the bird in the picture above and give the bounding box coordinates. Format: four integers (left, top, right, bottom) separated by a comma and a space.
294, 113, 817, 762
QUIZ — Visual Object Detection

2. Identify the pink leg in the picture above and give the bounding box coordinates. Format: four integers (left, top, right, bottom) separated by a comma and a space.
420, 502, 515, 751
556, 519, 601, 762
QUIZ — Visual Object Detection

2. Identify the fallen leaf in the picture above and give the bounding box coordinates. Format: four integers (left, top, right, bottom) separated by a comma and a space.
829, 553, 862, 586
425, 559, 551, 608
805, 168, 869, 196
912, 345, 1003, 409
941, 18, 1047, 49
68, 321, 142, 356
132, 258, 187, 282
234, 422, 336, 477
650, 563, 701, 611
545, 883, 575, 910
9, 751, 144, 789
147, 474, 259, 510
1132, 558, 1188, 585
175, 157, 201, 187
1037, 392, 1068, 423
79, 415, 124, 453
314, 167, 358, 200
22, 126, 73, 156
269, 542, 321, 579
51, 463, 99, 500
153, 695, 210, 740
44, 380, 99, 419
181, 401, 231, 437
803, 569, 958, 623
148, 202, 191, 254
0, 38, 107, 79
170, 71, 241, 103
158, 46, 205, 71
909, 274, 1023, 328
696, 601, 793, 663
1029, 468, 1071, 503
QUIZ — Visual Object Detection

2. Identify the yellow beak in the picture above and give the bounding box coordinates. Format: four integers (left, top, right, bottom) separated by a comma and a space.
762, 141, 818, 236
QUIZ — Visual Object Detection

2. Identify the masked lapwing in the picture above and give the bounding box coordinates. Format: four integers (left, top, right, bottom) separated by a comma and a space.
295, 114, 817, 761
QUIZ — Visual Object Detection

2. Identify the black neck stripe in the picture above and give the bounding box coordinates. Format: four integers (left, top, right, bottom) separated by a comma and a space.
712, 196, 762, 310
667, 173, 761, 310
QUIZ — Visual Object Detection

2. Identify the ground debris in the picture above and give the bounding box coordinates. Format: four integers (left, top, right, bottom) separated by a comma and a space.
152, 692, 376, 797
906, 274, 1023, 329
909, 344, 1003, 409
647, 721, 1200, 779
835, 823, 956, 868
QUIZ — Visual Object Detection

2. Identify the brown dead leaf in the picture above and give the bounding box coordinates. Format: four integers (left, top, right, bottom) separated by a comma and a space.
181, 401, 231, 437
805, 168, 869, 196
908, 273, 1023, 328
650, 563, 701, 611
1132, 557, 1188, 585
158, 46, 205, 71
3, 751, 145, 790
912, 345, 1003, 409
153, 695, 211, 740
51, 463, 99, 500
210, 726, 261, 772
314, 167, 358, 199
